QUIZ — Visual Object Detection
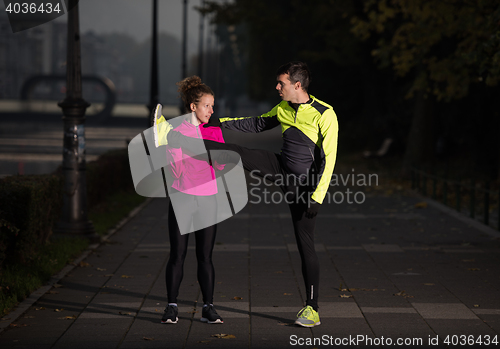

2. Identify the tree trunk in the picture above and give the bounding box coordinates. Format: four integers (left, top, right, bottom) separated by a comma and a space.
402, 90, 435, 175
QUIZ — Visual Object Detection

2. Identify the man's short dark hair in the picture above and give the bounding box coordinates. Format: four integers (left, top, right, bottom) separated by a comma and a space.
276, 61, 311, 91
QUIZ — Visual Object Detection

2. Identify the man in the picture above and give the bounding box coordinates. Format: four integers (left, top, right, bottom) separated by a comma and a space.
154, 61, 339, 327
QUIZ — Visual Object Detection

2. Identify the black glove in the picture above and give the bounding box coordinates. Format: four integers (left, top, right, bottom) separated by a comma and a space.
203, 117, 221, 128
305, 199, 320, 219
166, 130, 183, 148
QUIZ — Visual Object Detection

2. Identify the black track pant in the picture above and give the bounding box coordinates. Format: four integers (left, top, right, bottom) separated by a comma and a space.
166, 199, 217, 305
198, 139, 320, 310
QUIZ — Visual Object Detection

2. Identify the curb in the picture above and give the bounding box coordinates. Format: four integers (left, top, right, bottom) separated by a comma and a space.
0, 197, 153, 334
417, 193, 500, 239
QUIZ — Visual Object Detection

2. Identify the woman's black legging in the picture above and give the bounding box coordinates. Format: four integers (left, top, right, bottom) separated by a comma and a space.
166, 200, 217, 305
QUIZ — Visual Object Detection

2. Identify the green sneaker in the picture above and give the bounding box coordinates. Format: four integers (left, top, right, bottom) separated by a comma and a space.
152, 104, 173, 148
295, 305, 320, 327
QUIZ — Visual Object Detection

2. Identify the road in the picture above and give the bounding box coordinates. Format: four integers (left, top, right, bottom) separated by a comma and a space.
0, 106, 282, 178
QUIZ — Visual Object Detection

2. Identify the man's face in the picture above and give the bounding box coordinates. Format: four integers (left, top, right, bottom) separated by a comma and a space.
276, 73, 296, 102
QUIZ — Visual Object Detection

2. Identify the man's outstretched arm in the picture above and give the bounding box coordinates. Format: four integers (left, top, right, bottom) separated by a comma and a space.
204, 104, 281, 133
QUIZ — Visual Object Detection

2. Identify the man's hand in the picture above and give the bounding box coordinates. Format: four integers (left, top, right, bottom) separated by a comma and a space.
203, 117, 221, 128
305, 199, 320, 219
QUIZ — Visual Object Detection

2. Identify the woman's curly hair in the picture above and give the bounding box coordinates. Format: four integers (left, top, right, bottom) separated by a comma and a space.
176, 76, 214, 113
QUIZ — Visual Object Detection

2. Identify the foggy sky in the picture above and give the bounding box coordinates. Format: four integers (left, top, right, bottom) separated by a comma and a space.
0, 0, 211, 51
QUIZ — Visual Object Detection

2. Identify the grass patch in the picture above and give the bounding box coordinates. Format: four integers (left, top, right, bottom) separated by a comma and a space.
0, 237, 88, 316
0, 190, 147, 316
89, 191, 147, 235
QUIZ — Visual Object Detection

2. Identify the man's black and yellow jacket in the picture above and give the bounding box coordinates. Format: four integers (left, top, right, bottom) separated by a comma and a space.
219, 95, 338, 204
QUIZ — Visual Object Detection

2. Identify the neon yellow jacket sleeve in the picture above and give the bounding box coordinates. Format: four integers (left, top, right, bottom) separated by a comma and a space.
311, 109, 339, 204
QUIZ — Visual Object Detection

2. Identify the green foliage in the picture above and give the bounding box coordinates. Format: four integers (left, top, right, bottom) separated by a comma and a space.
85, 149, 134, 208
0, 175, 63, 265
0, 237, 88, 316
89, 190, 146, 236
202, 0, 363, 101
351, 0, 500, 101
0, 216, 20, 267
0, 146, 145, 316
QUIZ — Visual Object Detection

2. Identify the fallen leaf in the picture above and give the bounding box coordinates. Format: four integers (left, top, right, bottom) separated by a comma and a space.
277, 321, 294, 326
119, 312, 132, 315
474, 304, 480, 308
35, 307, 46, 311
9, 323, 28, 327
211, 334, 236, 339
393, 290, 414, 298
275, 271, 283, 274
467, 268, 480, 271
423, 283, 435, 286
104, 274, 114, 277
96, 268, 106, 271
59, 315, 77, 320
54, 308, 64, 312
121, 275, 133, 279
340, 294, 353, 298
283, 293, 293, 296
232, 297, 243, 300
53, 284, 63, 288
198, 340, 211, 344
79, 261, 91, 267
143, 337, 154, 341
414, 202, 428, 209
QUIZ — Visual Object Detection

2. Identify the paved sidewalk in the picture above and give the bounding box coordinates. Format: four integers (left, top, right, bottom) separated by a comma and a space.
0, 184, 499, 348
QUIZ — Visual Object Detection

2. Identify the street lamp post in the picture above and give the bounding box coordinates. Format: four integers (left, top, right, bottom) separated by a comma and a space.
53, 0, 98, 242
179, 0, 188, 113
182, 0, 188, 80
147, 0, 159, 126
197, 0, 205, 79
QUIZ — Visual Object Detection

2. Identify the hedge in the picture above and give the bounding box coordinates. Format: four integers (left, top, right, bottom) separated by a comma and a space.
0, 148, 134, 270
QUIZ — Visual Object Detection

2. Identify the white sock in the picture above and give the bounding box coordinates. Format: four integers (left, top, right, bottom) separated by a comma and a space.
168, 303, 177, 307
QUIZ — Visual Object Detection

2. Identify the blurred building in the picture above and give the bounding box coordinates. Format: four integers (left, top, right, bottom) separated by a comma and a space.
0, 15, 66, 100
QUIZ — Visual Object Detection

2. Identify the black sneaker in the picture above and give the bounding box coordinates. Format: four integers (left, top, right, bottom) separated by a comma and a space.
161, 305, 178, 324
200, 304, 223, 324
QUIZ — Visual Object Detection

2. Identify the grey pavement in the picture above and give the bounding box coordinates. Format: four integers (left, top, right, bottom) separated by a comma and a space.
1, 181, 499, 348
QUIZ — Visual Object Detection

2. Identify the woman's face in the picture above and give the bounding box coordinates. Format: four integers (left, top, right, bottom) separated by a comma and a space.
191, 94, 214, 124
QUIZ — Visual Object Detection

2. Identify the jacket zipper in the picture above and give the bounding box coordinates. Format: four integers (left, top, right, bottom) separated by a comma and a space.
309, 147, 319, 172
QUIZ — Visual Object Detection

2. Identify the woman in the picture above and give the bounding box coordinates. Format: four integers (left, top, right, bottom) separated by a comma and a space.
160, 76, 224, 324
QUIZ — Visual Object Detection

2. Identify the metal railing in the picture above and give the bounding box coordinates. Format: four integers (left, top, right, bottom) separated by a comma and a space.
411, 167, 499, 230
